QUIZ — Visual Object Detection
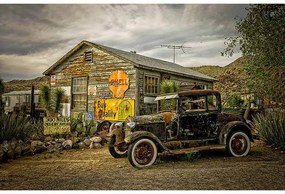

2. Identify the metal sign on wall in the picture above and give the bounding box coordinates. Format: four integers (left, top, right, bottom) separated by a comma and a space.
94, 99, 135, 121
108, 70, 129, 98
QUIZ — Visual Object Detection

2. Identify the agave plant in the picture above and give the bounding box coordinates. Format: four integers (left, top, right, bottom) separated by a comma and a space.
253, 111, 285, 150
0, 114, 36, 143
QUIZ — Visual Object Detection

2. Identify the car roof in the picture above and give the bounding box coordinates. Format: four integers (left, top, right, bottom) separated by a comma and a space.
178, 90, 220, 97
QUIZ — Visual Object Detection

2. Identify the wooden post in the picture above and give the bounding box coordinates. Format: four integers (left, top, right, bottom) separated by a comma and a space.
30, 85, 35, 119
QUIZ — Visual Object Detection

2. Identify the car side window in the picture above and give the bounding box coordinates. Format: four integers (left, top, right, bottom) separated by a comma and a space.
181, 96, 206, 112
207, 95, 218, 110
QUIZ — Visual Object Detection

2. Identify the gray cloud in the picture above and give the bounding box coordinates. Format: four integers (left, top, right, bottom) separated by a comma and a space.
0, 4, 249, 81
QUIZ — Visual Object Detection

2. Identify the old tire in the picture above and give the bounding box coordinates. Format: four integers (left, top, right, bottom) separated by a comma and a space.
108, 136, 127, 158
226, 131, 251, 157
98, 121, 111, 138
127, 138, 157, 168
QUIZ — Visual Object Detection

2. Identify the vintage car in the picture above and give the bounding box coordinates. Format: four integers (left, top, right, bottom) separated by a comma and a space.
108, 90, 253, 168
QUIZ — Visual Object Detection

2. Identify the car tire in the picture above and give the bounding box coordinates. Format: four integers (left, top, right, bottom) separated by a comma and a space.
226, 131, 251, 157
108, 136, 127, 158
128, 138, 158, 168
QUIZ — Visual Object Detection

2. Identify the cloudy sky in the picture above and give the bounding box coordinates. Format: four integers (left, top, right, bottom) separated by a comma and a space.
0, 4, 249, 81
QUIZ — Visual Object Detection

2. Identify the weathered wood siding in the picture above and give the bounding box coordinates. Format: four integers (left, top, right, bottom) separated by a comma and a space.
50, 44, 137, 116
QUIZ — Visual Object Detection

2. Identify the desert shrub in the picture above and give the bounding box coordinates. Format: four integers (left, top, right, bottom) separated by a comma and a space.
253, 111, 285, 150
227, 95, 244, 108
0, 114, 36, 143
160, 80, 179, 111
71, 113, 96, 136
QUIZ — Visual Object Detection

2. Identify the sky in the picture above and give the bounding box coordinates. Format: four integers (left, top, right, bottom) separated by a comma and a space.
0, 4, 249, 81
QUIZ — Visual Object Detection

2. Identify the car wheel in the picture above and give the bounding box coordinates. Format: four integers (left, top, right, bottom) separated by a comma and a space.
108, 136, 127, 158
98, 121, 111, 138
128, 138, 157, 168
226, 131, 251, 157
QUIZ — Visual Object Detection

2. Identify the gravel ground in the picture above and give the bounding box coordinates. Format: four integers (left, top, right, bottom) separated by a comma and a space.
0, 140, 284, 190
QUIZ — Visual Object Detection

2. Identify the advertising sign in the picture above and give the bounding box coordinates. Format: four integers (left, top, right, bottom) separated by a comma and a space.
43, 117, 71, 135
94, 99, 135, 121
108, 70, 129, 98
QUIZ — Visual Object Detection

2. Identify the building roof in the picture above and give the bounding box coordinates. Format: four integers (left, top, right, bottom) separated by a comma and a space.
43, 40, 217, 82
2, 90, 40, 96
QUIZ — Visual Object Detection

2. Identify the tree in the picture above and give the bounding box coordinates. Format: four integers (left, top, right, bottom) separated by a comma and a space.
223, 5, 285, 107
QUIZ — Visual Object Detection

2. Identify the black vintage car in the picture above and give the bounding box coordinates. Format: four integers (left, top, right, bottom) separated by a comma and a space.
108, 90, 253, 168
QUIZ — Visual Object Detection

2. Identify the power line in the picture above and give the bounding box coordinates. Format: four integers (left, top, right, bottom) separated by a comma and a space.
161, 44, 191, 63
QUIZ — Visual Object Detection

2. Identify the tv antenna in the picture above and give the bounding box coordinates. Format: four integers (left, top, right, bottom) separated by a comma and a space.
161, 43, 191, 63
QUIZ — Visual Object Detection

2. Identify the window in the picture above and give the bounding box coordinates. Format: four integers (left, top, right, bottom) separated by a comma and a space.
207, 95, 218, 111
144, 75, 159, 95
72, 77, 87, 110
181, 96, 206, 112
84, 51, 93, 62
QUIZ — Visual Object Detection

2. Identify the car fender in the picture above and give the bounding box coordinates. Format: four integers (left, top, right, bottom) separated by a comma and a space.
107, 122, 125, 144
127, 131, 168, 152
219, 121, 254, 145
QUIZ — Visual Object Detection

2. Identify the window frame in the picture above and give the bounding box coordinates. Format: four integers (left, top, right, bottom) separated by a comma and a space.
71, 76, 88, 111
144, 74, 160, 96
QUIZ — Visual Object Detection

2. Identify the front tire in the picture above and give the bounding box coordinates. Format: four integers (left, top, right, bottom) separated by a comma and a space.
108, 136, 127, 158
127, 138, 157, 168
226, 131, 251, 157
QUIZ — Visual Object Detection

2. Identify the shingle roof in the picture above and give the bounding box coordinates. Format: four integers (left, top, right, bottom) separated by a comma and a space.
44, 40, 217, 82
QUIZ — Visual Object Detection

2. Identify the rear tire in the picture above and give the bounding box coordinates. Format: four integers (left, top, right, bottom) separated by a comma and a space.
226, 131, 250, 157
108, 136, 127, 158
128, 138, 157, 168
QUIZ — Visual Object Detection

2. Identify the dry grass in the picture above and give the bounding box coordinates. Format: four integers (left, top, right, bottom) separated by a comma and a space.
0, 140, 284, 190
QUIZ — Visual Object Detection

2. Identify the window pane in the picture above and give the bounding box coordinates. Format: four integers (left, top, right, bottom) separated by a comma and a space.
72, 77, 87, 110
144, 76, 159, 94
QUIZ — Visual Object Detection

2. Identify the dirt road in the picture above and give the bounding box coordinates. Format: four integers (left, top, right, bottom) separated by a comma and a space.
0, 140, 284, 190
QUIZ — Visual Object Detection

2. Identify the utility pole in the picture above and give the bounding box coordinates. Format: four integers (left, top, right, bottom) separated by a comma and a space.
161, 44, 191, 63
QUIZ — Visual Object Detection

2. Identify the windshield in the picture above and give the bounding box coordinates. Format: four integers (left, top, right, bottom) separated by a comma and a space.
157, 98, 178, 112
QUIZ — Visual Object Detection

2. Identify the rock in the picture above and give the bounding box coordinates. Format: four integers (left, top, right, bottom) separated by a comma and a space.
22, 145, 32, 156
78, 142, 86, 149
72, 143, 80, 149
14, 146, 22, 158
31, 140, 47, 154
62, 140, 73, 150
47, 144, 57, 153
94, 143, 103, 149
90, 136, 102, 143
89, 142, 94, 149
44, 136, 53, 142
83, 139, 91, 147
55, 138, 65, 143
55, 143, 63, 151
31, 140, 44, 148
2, 141, 9, 153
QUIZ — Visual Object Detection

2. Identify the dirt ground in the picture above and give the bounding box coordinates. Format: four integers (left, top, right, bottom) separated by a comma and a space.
0, 140, 284, 190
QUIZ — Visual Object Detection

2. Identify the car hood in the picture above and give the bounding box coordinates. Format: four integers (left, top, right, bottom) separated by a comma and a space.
134, 113, 165, 124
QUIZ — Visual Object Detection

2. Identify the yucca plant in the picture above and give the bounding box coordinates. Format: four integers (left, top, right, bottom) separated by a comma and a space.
51, 87, 65, 113
160, 80, 179, 111
253, 111, 285, 150
39, 84, 65, 116
0, 114, 36, 143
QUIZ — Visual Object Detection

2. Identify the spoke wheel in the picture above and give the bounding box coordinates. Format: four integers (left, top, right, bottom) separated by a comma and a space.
226, 131, 250, 157
98, 121, 111, 138
108, 136, 127, 158
128, 138, 157, 168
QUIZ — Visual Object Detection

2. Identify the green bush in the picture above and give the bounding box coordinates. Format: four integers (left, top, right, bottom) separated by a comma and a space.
227, 95, 244, 108
253, 111, 285, 150
0, 114, 36, 143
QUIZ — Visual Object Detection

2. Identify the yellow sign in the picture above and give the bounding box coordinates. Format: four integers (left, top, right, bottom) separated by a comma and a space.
94, 99, 135, 121
108, 70, 129, 98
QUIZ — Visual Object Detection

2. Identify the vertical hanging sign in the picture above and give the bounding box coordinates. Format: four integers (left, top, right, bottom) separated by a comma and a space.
108, 70, 129, 98
50, 75, 56, 86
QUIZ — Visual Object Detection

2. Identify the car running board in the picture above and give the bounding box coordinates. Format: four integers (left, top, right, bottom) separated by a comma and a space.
160, 144, 225, 156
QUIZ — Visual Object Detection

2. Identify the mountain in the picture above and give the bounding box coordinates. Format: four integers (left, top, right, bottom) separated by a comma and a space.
191, 57, 249, 104
4, 76, 49, 93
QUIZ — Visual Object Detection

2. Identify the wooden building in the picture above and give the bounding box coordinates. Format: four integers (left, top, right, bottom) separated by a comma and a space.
43, 40, 217, 121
